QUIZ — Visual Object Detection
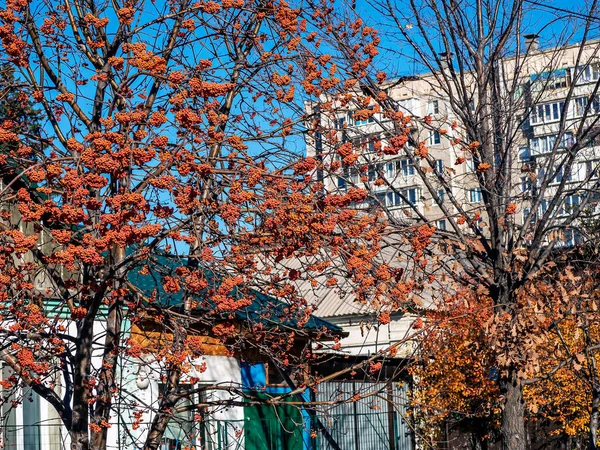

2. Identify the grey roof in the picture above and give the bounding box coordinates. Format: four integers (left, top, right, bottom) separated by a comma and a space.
254, 235, 443, 319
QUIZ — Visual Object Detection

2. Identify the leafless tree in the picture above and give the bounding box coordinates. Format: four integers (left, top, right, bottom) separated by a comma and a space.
309, 0, 600, 448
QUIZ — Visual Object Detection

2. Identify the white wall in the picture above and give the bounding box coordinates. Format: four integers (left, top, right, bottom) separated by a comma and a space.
324, 314, 416, 357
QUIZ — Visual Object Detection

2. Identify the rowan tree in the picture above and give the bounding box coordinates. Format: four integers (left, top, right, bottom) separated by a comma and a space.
0, 1, 409, 449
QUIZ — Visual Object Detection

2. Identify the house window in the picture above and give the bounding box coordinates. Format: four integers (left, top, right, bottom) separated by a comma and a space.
514, 85, 524, 100
574, 96, 600, 117
353, 134, 378, 153
529, 101, 564, 125
536, 167, 546, 184
562, 229, 582, 247
427, 100, 439, 115
334, 117, 345, 130
466, 159, 475, 173
437, 189, 445, 202
469, 188, 483, 203
435, 159, 444, 174
386, 162, 396, 179
341, 167, 360, 185
572, 63, 600, 85
159, 384, 202, 450
586, 159, 600, 179
521, 177, 530, 192
530, 133, 574, 155
337, 175, 346, 189
22, 388, 41, 450
400, 159, 415, 177
405, 187, 419, 205
560, 194, 581, 215
368, 164, 378, 182
436, 219, 447, 231
385, 188, 420, 207
551, 165, 572, 184
519, 147, 531, 161
530, 69, 567, 91
429, 131, 441, 145
354, 107, 376, 126
385, 191, 401, 207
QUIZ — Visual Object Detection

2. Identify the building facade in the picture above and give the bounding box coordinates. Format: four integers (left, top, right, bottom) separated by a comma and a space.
306, 38, 600, 247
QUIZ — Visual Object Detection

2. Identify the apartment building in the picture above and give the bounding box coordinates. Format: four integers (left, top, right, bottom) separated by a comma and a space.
306, 37, 600, 247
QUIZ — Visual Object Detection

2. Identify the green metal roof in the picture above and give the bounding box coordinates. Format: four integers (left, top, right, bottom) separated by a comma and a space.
127, 252, 342, 334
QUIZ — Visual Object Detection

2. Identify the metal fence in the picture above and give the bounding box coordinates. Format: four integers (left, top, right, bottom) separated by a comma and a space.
314, 381, 412, 450
204, 381, 413, 450
0, 382, 412, 450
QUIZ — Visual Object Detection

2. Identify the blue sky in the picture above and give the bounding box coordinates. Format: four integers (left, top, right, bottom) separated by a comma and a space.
353, 0, 600, 79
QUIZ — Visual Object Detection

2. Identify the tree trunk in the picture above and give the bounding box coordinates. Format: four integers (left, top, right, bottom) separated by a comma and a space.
90, 246, 125, 450
70, 430, 90, 450
143, 368, 181, 450
500, 372, 526, 450
589, 384, 600, 450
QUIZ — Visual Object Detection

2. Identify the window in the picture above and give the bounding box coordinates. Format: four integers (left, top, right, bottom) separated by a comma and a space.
400, 159, 415, 177
536, 167, 546, 184
437, 189, 445, 202
559, 194, 581, 215
435, 159, 444, 174
469, 188, 483, 203
427, 100, 440, 115
405, 187, 419, 204
22, 388, 41, 450
385, 191, 401, 207
519, 146, 531, 161
529, 100, 564, 125
523, 207, 532, 224
551, 165, 572, 184
368, 164, 378, 182
514, 85, 524, 100
352, 134, 379, 152
586, 159, 600, 179
572, 63, 600, 85
341, 167, 359, 185
562, 229, 583, 247
466, 158, 475, 172
334, 117, 345, 130
436, 219, 447, 231
386, 162, 396, 179
521, 176, 531, 192
384, 188, 421, 208
397, 98, 420, 116
530, 133, 574, 155
429, 131, 441, 145
574, 96, 600, 117
337, 175, 346, 189
353, 107, 376, 126
530, 69, 567, 91
160, 384, 201, 450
